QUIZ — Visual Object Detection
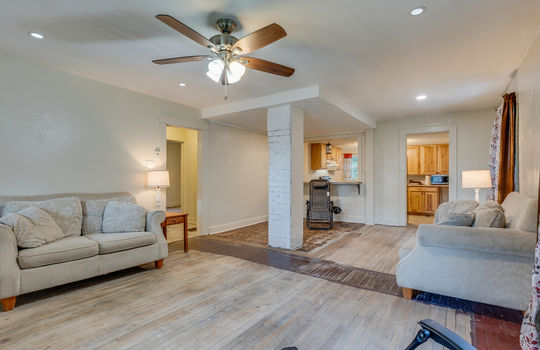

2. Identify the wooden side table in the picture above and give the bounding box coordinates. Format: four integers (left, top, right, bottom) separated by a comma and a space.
161, 212, 189, 252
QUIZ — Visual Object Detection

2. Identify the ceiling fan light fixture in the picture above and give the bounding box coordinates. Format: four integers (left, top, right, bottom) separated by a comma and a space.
206, 70, 222, 83
208, 59, 224, 76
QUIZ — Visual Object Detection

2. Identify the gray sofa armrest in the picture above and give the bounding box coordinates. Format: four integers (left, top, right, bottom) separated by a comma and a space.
0, 224, 21, 299
417, 224, 536, 258
146, 210, 165, 235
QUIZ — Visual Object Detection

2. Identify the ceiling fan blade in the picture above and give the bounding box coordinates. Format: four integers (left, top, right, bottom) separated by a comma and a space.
232, 23, 287, 54
152, 55, 211, 65
243, 57, 295, 77
156, 14, 215, 49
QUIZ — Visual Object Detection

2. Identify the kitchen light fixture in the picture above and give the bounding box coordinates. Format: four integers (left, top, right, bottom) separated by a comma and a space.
416, 94, 427, 100
410, 7, 427, 16
178, 82, 187, 87
325, 142, 332, 154
28, 32, 44, 39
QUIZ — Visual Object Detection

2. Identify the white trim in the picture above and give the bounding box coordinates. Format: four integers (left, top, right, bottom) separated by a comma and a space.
364, 129, 375, 225
304, 131, 366, 142
335, 215, 365, 223
207, 215, 269, 235
209, 119, 266, 135
398, 124, 457, 226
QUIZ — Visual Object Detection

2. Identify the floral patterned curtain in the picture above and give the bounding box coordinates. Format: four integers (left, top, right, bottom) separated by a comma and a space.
487, 104, 503, 201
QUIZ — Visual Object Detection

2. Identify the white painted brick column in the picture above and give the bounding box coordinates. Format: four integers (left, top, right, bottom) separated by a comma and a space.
267, 104, 304, 249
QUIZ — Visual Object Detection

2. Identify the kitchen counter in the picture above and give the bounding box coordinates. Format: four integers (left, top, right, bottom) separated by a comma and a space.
304, 180, 362, 194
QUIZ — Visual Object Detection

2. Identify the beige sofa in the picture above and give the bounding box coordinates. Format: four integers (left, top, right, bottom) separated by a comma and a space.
0, 192, 167, 311
397, 192, 538, 311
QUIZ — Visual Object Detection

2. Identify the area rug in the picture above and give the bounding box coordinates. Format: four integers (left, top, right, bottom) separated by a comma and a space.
210, 221, 364, 253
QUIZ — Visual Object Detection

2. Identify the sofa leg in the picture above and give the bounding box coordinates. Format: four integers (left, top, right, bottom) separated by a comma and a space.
154, 259, 164, 269
1, 296, 16, 312
402, 288, 417, 300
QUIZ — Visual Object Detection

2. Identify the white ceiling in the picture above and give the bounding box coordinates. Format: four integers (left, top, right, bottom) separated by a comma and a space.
1, 0, 539, 123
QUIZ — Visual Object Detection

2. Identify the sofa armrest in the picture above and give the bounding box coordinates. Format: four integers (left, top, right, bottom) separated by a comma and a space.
417, 224, 536, 257
146, 210, 165, 235
0, 224, 21, 298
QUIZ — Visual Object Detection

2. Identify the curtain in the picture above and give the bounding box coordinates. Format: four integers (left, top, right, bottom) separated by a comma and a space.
487, 104, 503, 201
497, 92, 518, 203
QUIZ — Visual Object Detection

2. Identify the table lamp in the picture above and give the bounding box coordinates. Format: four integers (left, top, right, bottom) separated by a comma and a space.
462, 170, 492, 202
147, 170, 170, 209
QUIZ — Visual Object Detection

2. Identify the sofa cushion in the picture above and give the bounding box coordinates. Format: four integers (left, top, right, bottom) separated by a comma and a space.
435, 200, 478, 226
502, 192, 538, 232
102, 202, 146, 233
18, 236, 98, 269
81, 197, 135, 235
473, 201, 506, 228
3, 197, 83, 237
0, 207, 64, 248
85, 232, 156, 254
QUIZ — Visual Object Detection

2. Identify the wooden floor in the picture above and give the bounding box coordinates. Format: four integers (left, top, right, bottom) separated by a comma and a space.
407, 215, 434, 225
0, 247, 471, 350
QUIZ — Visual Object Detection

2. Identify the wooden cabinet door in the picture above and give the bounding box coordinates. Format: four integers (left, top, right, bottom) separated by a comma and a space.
407, 189, 424, 214
424, 190, 440, 214
407, 146, 420, 175
437, 144, 449, 174
310, 143, 327, 170
420, 145, 438, 175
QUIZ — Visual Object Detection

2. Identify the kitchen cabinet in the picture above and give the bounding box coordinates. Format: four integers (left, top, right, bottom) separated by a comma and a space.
407, 146, 420, 175
437, 144, 449, 174
310, 143, 342, 170
419, 145, 438, 174
407, 186, 441, 215
407, 143, 449, 175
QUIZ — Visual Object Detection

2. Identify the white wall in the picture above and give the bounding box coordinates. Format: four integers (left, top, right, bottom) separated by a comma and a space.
374, 109, 495, 225
206, 122, 269, 234
510, 32, 540, 199
0, 54, 204, 209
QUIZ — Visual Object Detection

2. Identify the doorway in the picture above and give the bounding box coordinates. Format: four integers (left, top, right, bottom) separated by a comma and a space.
406, 132, 450, 225
166, 125, 198, 242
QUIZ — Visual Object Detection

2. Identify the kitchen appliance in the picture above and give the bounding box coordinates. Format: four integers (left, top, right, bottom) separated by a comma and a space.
430, 175, 449, 185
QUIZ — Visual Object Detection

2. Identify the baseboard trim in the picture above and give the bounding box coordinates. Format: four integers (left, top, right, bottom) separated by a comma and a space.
374, 216, 402, 226
335, 215, 365, 224
208, 215, 268, 234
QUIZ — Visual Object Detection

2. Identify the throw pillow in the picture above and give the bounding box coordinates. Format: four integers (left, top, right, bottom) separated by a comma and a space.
81, 197, 135, 235
102, 201, 146, 233
3, 197, 83, 237
0, 207, 64, 248
435, 200, 478, 225
473, 201, 506, 228
437, 212, 475, 226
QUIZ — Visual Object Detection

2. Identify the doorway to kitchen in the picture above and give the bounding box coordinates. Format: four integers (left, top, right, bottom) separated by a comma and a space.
406, 132, 450, 225
165, 125, 198, 242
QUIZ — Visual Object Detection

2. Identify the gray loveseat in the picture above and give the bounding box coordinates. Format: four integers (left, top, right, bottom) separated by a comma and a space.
0, 192, 167, 311
397, 192, 538, 311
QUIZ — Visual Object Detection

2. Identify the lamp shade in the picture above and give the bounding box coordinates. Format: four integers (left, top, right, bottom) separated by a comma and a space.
147, 170, 170, 187
462, 170, 491, 189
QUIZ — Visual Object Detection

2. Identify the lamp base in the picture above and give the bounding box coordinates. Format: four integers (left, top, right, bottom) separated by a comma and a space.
155, 186, 161, 209
474, 188, 480, 203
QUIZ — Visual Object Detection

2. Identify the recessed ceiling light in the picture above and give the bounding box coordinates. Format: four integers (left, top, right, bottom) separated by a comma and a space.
416, 94, 427, 100
178, 82, 187, 87
410, 6, 426, 16
28, 32, 45, 39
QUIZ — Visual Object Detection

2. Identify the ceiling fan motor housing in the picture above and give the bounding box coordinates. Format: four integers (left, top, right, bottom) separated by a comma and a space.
209, 34, 238, 50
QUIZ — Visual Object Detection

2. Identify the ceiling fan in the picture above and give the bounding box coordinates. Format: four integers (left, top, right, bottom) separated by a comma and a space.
152, 15, 295, 87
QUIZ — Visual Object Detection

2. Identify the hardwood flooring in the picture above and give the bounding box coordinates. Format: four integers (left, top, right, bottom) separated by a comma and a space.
0, 247, 471, 350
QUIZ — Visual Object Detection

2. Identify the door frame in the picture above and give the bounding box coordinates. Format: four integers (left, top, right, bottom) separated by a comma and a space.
398, 124, 457, 226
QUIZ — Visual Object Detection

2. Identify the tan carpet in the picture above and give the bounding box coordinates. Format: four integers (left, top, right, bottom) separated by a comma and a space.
211, 221, 364, 253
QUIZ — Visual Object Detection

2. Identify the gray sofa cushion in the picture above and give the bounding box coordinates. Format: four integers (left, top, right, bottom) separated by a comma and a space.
473, 201, 506, 228
0, 207, 64, 248
435, 200, 478, 226
81, 196, 135, 235
102, 202, 146, 233
86, 232, 156, 254
502, 192, 538, 233
3, 197, 83, 237
18, 236, 98, 269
